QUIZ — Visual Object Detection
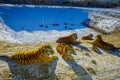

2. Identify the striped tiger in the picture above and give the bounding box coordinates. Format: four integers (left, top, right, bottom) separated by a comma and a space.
56, 33, 80, 44
0, 45, 57, 65
81, 34, 93, 40
81, 35, 117, 50
56, 43, 75, 60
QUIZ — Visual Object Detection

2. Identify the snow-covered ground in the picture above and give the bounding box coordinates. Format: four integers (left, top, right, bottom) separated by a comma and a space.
86, 8, 120, 34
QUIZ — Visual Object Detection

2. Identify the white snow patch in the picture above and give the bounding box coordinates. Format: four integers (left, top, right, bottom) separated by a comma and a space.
0, 17, 21, 43
95, 19, 120, 33
88, 12, 120, 33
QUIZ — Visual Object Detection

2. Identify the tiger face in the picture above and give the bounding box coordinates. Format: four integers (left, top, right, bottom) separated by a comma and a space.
71, 33, 78, 40
7, 44, 56, 65
95, 35, 102, 40
81, 34, 93, 40
42, 45, 54, 56
89, 34, 93, 38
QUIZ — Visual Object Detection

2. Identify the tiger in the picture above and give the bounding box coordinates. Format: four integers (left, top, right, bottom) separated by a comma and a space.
56, 43, 75, 60
81, 34, 93, 40
56, 33, 80, 44
0, 45, 57, 65
81, 35, 117, 50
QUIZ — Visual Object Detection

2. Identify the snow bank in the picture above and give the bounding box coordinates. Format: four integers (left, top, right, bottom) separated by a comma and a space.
1, 3, 120, 11
85, 11, 120, 34
0, 17, 97, 43
0, 17, 21, 43
89, 13, 120, 32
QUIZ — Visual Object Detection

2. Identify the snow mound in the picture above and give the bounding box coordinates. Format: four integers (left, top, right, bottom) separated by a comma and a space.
87, 12, 120, 34
95, 19, 120, 33
0, 17, 21, 43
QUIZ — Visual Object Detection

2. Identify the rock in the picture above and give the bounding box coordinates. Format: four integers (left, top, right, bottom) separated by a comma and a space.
83, 12, 120, 34
0, 58, 58, 80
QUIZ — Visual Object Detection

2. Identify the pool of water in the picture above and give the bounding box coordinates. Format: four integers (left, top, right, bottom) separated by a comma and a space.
0, 6, 89, 32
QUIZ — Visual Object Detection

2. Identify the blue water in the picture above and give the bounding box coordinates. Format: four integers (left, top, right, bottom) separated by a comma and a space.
0, 6, 89, 32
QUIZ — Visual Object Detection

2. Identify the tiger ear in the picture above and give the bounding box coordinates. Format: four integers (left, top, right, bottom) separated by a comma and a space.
41, 45, 47, 50
89, 34, 93, 37
45, 44, 52, 49
43, 43, 49, 47
42, 47, 46, 51
46, 44, 51, 47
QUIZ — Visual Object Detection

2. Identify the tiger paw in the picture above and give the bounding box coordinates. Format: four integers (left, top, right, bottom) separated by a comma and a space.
51, 56, 58, 60
43, 56, 58, 63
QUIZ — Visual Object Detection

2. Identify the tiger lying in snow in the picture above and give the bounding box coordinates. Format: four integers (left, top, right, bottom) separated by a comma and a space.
81, 34, 93, 40
81, 34, 118, 50
56, 33, 80, 44
56, 43, 75, 60
0, 45, 57, 65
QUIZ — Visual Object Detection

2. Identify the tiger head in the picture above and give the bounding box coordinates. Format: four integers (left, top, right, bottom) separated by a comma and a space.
89, 34, 93, 38
41, 45, 55, 56
71, 33, 78, 40
95, 35, 102, 40
66, 45, 75, 55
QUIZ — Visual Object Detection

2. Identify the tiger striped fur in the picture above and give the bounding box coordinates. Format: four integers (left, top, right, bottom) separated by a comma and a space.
81, 34, 93, 40
56, 43, 75, 60
56, 33, 80, 44
0, 45, 57, 65
81, 35, 117, 50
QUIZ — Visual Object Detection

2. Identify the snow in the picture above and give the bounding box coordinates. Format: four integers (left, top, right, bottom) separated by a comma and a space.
0, 4, 120, 80
0, 17, 21, 43
95, 19, 120, 33
88, 10, 120, 33
1, 3, 120, 12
